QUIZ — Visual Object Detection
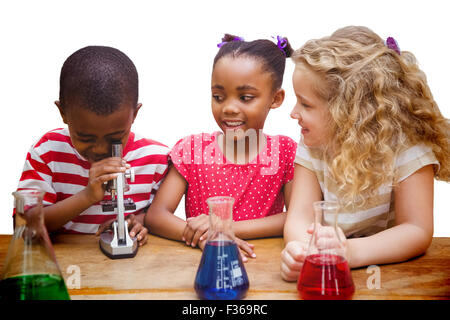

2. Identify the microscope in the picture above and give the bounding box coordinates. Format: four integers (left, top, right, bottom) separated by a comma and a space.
99, 141, 138, 259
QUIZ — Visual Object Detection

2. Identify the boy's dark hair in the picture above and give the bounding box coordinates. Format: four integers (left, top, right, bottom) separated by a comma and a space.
59, 46, 138, 115
213, 34, 294, 91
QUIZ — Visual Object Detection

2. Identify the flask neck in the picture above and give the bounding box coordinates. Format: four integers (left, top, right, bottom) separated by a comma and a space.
310, 201, 346, 258
4, 189, 62, 280
206, 196, 235, 242
313, 201, 339, 230
13, 190, 45, 230
208, 213, 234, 241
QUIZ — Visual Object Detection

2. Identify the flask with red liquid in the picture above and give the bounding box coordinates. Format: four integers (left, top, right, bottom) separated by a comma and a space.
297, 201, 355, 300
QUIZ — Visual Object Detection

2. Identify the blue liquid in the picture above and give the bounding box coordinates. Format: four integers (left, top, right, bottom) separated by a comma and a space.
194, 240, 249, 300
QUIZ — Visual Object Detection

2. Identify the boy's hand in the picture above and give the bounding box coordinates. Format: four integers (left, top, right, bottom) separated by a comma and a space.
126, 214, 148, 246
182, 214, 209, 247
96, 214, 148, 247
197, 236, 256, 263
83, 157, 128, 204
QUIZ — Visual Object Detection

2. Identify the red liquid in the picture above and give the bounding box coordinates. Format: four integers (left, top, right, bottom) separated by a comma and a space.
297, 254, 355, 300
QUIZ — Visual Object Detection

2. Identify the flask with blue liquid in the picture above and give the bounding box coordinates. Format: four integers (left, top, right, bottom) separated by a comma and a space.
194, 196, 249, 300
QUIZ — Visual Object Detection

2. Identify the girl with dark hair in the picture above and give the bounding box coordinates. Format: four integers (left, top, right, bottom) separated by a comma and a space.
146, 34, 297, 260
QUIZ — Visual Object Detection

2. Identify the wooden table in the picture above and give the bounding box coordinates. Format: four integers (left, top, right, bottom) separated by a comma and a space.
0, 234, 449, 300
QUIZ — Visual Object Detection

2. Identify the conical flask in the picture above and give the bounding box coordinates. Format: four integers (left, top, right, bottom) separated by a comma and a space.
0, 189, 70, 300
297, 201, 355, 300
194, 196, 249, 300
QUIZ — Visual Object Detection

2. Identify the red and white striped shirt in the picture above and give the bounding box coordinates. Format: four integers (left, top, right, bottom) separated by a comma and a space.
17, 128, 170, 234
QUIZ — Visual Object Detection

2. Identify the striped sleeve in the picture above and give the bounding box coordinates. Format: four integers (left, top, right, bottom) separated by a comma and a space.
146, 143, 170, 204
294, 139, 315, 171
124, 134, 170, 206
18, 143, 57, 206
394, 143, 439, 183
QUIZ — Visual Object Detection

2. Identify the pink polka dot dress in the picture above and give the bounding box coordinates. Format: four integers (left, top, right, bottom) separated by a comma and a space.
169, 132, 297, 221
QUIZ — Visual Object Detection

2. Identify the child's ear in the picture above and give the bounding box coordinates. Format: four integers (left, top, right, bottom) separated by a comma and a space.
132, 103, 142, 123
55, 100, 68, 124
270, 89, 285, 110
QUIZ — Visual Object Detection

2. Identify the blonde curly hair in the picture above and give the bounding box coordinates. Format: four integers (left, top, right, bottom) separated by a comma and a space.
292, 26, 450, 205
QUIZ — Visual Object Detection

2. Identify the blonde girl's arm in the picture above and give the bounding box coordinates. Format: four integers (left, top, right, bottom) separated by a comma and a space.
281, 163, 323, 281
284, 164, 323, 243
347, 165, 434, 269
144, 165, 188, 241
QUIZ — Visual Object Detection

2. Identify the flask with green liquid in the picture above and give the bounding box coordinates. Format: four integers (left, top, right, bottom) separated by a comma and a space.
0, 189, 70, 300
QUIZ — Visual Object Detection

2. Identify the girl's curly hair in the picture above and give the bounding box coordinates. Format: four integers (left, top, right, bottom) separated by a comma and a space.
292, 26, 450, 205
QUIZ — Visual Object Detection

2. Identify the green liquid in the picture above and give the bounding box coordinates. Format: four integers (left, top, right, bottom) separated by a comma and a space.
0, 274, 70, 300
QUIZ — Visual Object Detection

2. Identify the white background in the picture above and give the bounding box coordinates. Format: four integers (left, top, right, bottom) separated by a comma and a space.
0, 0, 448, 235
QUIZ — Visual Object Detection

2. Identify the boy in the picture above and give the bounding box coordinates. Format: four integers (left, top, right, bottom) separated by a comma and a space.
17, 46, 169, 246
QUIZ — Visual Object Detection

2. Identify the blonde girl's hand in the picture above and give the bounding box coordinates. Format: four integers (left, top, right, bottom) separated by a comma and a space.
183, 214, 209, 247
280, 223, 314, 282
281, 240, 309, 282
313, 223, 347, 258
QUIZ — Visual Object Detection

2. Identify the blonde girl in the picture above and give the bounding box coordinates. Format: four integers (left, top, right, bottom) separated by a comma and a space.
281, 26, 450, 281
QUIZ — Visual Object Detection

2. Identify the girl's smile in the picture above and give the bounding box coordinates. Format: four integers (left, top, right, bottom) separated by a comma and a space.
222, 118, 246, 131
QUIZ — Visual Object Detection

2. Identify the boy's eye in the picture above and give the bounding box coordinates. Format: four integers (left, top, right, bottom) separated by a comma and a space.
108, 137, 125, 144
302, 103, 312, 109
79, 138, 95, 143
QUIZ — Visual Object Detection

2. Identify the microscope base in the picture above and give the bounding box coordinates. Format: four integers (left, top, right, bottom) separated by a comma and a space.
99, 221, 138, 259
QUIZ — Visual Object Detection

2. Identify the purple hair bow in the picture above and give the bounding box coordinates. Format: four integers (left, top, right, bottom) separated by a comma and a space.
217, 36, 244, 48
273, 35, 287, 55
386, 37, 400, 55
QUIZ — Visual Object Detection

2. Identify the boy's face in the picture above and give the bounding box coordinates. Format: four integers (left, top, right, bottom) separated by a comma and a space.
56, 101, 141, 163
